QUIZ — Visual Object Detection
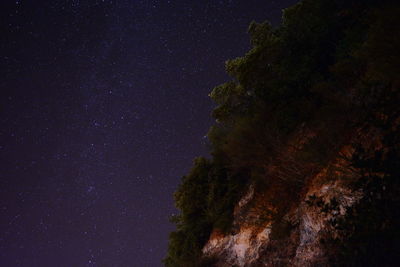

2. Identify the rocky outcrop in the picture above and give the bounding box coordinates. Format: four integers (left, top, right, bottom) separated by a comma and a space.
202, 143, 365, 266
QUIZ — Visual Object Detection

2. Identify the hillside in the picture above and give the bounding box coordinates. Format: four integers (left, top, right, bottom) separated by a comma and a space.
165, 0, 400, 266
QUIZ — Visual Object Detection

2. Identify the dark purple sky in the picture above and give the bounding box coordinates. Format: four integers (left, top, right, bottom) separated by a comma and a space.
0, 1, 297, 266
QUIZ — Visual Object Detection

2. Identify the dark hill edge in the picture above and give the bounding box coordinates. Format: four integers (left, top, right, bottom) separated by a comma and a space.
164, 0, 400, 266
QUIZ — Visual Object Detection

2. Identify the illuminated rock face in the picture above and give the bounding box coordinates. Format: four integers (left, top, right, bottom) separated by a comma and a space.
203, 226, 271, 266
202, 147, 363, 267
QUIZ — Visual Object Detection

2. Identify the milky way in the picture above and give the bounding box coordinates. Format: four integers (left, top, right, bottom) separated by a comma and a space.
0, 1, 298, 266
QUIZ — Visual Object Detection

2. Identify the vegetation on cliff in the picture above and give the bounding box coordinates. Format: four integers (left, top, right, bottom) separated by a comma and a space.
164, 0, 400, 266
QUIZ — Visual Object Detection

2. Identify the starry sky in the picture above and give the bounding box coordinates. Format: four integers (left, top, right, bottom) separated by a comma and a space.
0, 1, 298, 266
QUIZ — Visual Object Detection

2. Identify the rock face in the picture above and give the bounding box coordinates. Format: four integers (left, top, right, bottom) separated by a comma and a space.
203, 225, 271, 266
202, 144, 364, 267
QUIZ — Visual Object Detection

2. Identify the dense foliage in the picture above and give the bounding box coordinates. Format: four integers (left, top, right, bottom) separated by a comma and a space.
165, 0, 399, 266
335, 119, 400, 266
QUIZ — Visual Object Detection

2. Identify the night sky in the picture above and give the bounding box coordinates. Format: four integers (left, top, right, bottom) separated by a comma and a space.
1, 1, 297, 266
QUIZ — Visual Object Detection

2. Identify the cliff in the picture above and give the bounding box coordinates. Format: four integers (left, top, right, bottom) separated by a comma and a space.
202, 127, 377, 266
165, 0, 400, 266
200, 116, 400, 267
